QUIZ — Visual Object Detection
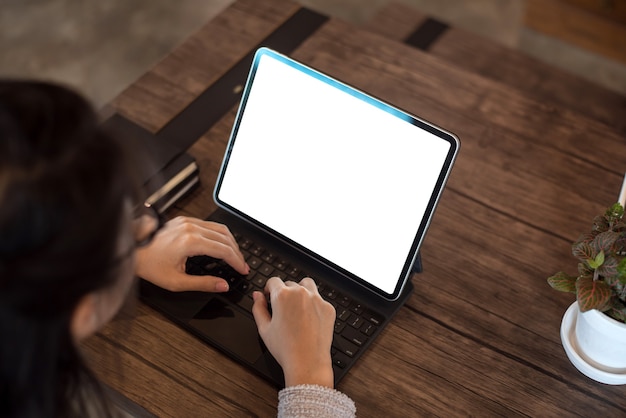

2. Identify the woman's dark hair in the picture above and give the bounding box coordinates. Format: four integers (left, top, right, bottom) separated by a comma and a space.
0, 81, 142, 417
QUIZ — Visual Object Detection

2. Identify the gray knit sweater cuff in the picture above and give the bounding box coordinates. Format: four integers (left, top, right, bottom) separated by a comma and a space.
278, 384, 356, 418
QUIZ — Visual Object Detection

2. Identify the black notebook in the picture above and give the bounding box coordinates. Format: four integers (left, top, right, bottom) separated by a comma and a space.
140, 47, 459, 387
102, 114, 199, 213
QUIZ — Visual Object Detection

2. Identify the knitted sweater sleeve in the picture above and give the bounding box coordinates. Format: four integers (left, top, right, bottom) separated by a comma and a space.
277, 384, 356, 418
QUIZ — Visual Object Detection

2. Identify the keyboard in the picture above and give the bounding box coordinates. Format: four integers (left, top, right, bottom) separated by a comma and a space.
185, 231, 385, 375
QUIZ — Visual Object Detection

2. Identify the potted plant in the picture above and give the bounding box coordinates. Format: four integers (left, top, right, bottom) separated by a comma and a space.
548, 202, 626, 384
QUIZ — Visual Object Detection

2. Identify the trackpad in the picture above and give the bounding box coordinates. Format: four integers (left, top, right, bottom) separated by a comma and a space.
188, 297, 265, 364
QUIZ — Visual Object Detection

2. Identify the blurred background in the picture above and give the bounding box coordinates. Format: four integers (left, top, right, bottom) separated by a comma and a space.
2, 0, 625, 109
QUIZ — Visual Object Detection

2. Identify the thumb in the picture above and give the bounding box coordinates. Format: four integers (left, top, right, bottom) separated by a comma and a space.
168, 272, 230, 293
251, 291, 271, 334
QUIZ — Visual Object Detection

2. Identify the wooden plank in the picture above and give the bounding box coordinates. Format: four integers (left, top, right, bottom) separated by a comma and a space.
110, 0, 301, 132
361, 2, 427, 41
415, 191, 626, 404
563, 0, 626, 23
346, 309, 626, 416
525, 0, 626, 64
110, 72, 195, 133
431, 28, 626, 135
364, 2, 626, 135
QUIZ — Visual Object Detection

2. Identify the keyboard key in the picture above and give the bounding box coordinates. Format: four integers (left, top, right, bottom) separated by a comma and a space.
262, 252, 276, 263
332, 337, 359, 358
236, 281, 251, 293
247, 284, 260, 297
361, 321, 376, 336
333, 355, 348, 369
347, 314, 364, 329
286, 266, 300, 278
274, 259, 288, 271
239, 238, 253, 250
342, 326, 368, 347
248, 256, 263, 270
337, 307, 351, 322
349, 302, 363, 315
253, 275, 268, 288
259, 263, 274, 277
334, 320, 346, 334
251, 245, 264, 256
337, 294, 351, 307
225, 274, 242, 287
364, 311, 384, 326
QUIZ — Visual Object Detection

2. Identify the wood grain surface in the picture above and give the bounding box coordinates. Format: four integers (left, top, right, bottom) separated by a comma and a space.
525, 0, 626, 64
366, 2, 626, 135
83, 0, 626, 416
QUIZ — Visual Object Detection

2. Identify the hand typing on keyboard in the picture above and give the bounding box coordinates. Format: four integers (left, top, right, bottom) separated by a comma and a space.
135, 216, 249, 292
252, 277, 336, 388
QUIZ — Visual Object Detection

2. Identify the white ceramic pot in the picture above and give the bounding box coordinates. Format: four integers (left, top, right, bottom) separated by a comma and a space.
560, 302, 626, 385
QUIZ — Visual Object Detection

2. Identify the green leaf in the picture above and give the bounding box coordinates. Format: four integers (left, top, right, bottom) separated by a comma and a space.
572, 242, 595, 262
607, 203, 625, 220
587, 250, 605, 270
617, 258, 626, 284
576, 276, 612, 312
547, 272, 577, 293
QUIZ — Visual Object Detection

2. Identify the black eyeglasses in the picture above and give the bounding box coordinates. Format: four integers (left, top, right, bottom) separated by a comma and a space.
106, 203, 165, 269
132, 203, 164, 248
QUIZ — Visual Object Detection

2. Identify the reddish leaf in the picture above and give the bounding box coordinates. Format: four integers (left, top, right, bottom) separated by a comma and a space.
597, 256, 619, 279
616, 234, 626, 252
547, 272, 577, 293
608, 309, 626, 323
572, 242, 595, 262
592, 230, 620, 253
575, 233, 596, 245
576, 276, 612, 312
577, 262, 592, 276
593, 215, 610, 232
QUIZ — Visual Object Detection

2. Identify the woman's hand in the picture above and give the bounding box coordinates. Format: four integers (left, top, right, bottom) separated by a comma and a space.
135, 216, 249, 292
252, 277, 336, 388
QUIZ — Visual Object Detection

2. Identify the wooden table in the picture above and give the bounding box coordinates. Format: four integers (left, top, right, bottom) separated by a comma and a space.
85, 0, 626, 416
